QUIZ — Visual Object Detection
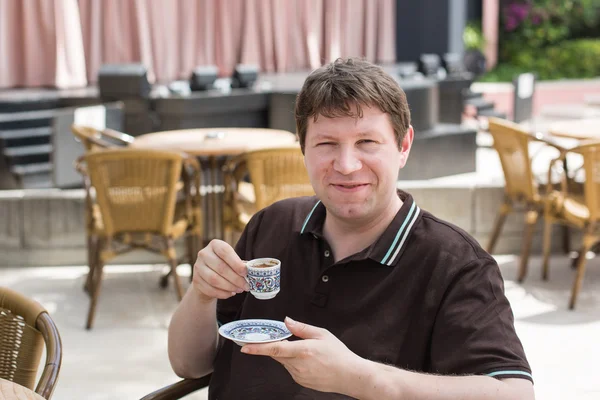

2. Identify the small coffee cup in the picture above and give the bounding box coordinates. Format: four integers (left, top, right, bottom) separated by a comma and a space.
245, 258, 281, 300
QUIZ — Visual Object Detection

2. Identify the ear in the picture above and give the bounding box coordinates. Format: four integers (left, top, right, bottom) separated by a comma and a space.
399, 125, 414, 169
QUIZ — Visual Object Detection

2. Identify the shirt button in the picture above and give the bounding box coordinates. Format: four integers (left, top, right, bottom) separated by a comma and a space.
313, 234, 318, 239
324, 250, 330, 257
322, 275, 329, 282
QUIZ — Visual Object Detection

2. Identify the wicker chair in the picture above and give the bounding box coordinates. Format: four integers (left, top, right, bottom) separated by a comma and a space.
75, 148, 203, 329
0, 287, 62, 399
486, 117, 578, 282
71, 124, 135, 151
222, 146, 314, 243
140, 375, 211, 400
541, 140, 600, 309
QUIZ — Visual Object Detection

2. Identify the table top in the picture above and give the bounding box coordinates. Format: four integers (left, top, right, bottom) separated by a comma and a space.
548, 118, 600, 140
0, 378, 44, 400
131, 128, 298, 156
585, 93, 600, 107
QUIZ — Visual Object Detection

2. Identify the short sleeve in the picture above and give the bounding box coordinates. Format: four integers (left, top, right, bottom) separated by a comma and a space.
216, 209, 265, 326
430, 257, 533, 382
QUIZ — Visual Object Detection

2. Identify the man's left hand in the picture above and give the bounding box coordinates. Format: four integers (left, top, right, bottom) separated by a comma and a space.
240, 317, 366, 395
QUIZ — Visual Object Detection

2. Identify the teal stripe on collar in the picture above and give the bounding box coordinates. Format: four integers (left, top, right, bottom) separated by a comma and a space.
300, 200, 321, 234
380, 201, 417, 265
385, 205, 420, 266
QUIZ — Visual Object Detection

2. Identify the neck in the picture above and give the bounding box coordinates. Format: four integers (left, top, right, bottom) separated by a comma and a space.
323, 193, 403, 262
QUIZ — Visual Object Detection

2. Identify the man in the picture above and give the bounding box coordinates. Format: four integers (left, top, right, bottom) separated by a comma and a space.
168, 58, 534, 399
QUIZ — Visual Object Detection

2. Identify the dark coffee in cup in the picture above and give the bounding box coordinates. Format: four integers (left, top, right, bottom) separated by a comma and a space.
254, 261, 278, 268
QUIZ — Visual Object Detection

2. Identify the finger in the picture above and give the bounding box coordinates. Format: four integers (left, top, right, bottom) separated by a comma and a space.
197, 246, 248, 291
285, 317, 327, 340
241, 340, 302, 358
196, 263, 244, 294
194, 276, 238, 300
210, 240, 247, 276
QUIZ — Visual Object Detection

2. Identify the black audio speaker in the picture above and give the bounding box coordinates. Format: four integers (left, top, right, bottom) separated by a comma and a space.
189, 65, 219, 91
231, 64, 259, 89
396, 62, 418, 79
417, 54, 442, 78
442, 53, 465, 77
98, 64, 151, 99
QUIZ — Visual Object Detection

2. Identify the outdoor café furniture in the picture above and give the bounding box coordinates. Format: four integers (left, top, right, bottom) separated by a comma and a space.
71, 124, 134, 151
222, 145, 314, 243
74, 148, 202, 329
71, 124, 197, 291
486, 117, 577, 282
0, 378, 45, 400
541, 140, 600, 309
548, 118, 600, 141
140, 375, 211, 400
584, 93, 600, 107
131, 128, 297, 243
0, 287, 62, 399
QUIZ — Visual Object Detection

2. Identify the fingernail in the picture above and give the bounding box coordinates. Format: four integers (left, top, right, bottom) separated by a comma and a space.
241, 346, 250, 354
244, 284, 250, 291
231, 292, 237, 296
236, 288, 243, 293
285, 316, 296, 325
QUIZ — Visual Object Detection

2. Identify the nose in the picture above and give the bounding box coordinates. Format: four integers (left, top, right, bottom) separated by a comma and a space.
333, 146, 362, 175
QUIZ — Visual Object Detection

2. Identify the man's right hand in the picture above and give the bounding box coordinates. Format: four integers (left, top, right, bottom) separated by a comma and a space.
192, 239, 250, 303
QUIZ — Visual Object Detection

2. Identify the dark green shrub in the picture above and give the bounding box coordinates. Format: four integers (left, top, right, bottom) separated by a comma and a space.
479, 39, 600, 82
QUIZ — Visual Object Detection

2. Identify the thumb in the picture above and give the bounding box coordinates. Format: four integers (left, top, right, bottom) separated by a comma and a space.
285, 316, 326, 339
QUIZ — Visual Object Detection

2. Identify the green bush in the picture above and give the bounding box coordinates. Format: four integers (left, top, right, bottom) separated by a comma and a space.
479, 39, 600, 82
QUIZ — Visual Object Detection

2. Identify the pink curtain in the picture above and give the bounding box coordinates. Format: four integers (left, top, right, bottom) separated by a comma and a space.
0, 0, 87, 88
0, 0, 396, 88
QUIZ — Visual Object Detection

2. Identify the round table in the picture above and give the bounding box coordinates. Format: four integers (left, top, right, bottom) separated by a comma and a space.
548, 118, 600, 141
132, 128, 298, 242
585, 93, 600, 107
0, 378, 44, 400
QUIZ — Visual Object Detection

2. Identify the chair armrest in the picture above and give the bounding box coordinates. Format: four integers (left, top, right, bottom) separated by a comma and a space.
139, 375, 211, 400
35, 313, 62, 399
102, 128, 135, 145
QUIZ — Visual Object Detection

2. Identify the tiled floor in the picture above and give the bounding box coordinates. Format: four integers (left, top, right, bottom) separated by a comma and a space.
2, 254, 600, 399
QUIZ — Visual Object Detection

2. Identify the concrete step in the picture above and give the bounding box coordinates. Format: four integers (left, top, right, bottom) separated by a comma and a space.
11, 162, 52, 176
0, 98, 61, 113
0, 109, 55, 130
4, 144, 52, 164
0, 127, 52, 147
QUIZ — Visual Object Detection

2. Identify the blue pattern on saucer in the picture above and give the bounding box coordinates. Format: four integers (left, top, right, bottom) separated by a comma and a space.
218, 319, 292, 346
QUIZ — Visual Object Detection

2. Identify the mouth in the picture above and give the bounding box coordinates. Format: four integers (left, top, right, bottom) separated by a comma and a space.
330, 183, 369, 192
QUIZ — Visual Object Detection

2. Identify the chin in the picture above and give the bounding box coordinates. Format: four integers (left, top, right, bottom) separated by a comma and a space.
327, 202, 372, 220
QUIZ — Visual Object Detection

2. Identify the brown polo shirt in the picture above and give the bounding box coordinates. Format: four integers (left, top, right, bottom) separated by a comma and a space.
209, 191, 532, 399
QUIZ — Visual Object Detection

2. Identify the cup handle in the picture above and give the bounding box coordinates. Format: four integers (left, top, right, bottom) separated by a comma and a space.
242, 260, 250, 286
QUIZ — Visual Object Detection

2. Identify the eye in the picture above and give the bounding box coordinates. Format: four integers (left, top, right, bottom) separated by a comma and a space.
358, 139, 377, 145
317, 142, 335, 146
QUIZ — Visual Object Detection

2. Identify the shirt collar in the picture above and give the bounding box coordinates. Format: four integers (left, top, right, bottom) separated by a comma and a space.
298, 190, 421, 266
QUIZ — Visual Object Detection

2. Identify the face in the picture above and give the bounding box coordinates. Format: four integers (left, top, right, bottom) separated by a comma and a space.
304, 106, 413, 224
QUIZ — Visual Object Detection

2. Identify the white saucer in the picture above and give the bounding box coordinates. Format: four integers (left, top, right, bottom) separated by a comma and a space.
218, 319, 292, 346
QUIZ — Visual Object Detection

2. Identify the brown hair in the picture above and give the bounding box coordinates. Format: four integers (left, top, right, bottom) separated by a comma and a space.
295, 57, 411, 152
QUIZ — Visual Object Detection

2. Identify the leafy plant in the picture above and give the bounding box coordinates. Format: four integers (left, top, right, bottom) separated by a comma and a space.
463, 21, 486, 51
486, 0, 600, 81
479, 39, 600, 81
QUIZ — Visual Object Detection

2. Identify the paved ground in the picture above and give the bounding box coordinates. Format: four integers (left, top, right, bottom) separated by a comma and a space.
2, 253, 599, 400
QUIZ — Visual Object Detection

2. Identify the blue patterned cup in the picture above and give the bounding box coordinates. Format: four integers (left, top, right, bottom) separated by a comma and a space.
245, 258, 281, 300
